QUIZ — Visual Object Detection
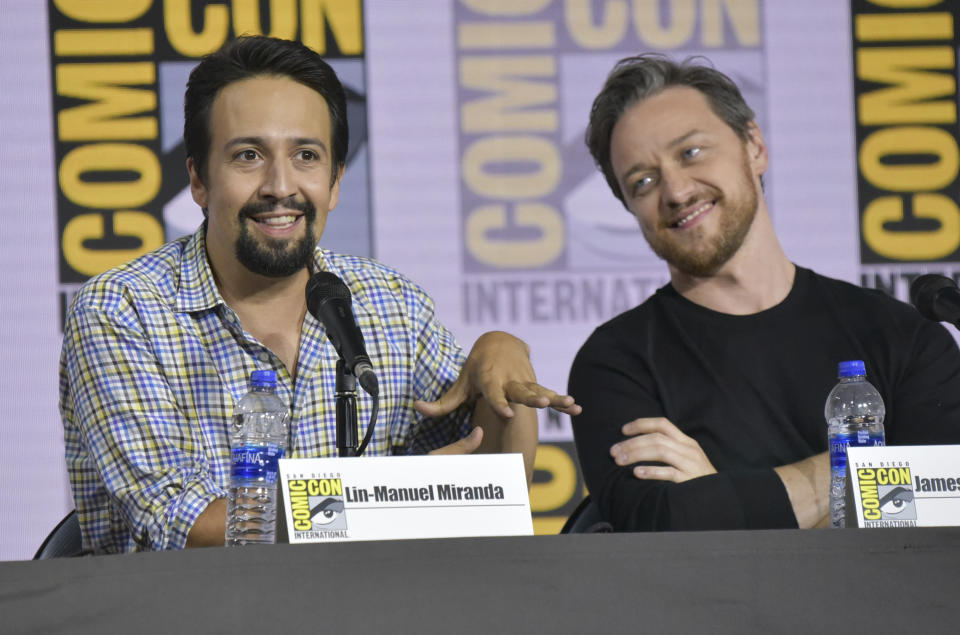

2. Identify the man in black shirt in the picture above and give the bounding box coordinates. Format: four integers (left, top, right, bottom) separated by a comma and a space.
569, 55, 960, 531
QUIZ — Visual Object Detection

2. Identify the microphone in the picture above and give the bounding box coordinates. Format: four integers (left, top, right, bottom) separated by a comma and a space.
305, 272, 379, 396
910, 274, 960, 329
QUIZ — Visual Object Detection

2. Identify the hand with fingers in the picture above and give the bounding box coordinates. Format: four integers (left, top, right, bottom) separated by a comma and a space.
610, 417, 717, 483
415, 330, 580, 483
414, 330, 581, 422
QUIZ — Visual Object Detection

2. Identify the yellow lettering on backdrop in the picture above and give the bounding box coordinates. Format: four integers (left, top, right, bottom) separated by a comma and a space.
458, 21, 555, 49
54, 28, 155, 56
633, 0, 696, 49
855, 12, 954, 42
59, 142, 161, 208
860, 125, 959, 191
460, 56, 557, 133
301, 0, 363, 55
165, 0, 229, 58
461, 0, 552, 16
530, 444, 577, 512
53, 0, 151, 23
857, 47, 957, 125
565, 0, 628, 49
868, 0, 944, 8
62, 211, 164, 276
466, 203, 565, 267
57, 63, 157, 142
701, 0, 759, 46
233, 0, 298, 40
462, 135, 560, 198
862, 194, 960, 260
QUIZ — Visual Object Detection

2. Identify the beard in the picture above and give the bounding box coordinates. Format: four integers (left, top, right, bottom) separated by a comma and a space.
641, 154, 759, 277
234, 197, 318, 277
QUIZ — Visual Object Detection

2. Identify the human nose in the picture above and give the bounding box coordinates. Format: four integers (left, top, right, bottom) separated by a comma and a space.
259, 158, 296, 200
659, 166, 696, 207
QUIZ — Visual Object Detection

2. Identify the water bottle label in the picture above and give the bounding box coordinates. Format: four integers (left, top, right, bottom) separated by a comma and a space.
829, 432, 885, 472
231, 443, 284, 483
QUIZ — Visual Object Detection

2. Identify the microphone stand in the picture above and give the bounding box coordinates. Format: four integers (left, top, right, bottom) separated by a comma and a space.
335, 359, 359, 457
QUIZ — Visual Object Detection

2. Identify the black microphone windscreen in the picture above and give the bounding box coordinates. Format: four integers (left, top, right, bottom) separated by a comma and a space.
306, 272, 351, 312
910, 274, 957, 320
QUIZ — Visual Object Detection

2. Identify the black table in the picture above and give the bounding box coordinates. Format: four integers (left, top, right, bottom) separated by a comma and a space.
3, 528, 958, 633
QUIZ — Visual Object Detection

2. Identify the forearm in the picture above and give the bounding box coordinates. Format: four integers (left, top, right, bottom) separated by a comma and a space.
591, 468, 798, 531
773, 452, 829, 529
65, 305, 227, 551
471, 398, 537, 485
186, 498, 227, 548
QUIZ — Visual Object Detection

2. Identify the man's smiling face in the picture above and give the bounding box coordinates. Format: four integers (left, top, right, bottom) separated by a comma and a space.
189, 74, 341, 279
610, 86, 767, 277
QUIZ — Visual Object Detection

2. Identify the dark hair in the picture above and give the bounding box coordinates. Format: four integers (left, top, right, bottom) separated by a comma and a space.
586, 54, 756, 206
184, 36, 348, 188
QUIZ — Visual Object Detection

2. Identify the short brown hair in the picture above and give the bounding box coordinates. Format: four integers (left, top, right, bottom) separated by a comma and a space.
586, 54, 756, 206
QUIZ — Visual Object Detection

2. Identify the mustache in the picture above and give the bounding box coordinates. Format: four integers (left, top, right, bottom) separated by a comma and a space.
239, 197, 316, 220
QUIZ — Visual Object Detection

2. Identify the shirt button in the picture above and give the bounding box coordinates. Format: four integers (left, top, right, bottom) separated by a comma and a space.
257, 352, 270, 362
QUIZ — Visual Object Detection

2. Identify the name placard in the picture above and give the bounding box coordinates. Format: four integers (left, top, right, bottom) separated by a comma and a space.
278, 454, 532, 543
846, 445, 960, 528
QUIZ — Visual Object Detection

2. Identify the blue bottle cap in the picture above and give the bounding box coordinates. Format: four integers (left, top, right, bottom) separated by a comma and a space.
250, 369, 277, 388
838, 360, 866, 378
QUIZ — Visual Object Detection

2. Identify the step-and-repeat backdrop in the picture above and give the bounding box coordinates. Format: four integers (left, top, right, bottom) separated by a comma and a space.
2, 0, 958, 559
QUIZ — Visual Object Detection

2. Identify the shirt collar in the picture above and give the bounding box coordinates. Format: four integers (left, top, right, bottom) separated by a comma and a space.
311, 246, 334, 277
174, 224, 226, 313
174, 226, 347, 313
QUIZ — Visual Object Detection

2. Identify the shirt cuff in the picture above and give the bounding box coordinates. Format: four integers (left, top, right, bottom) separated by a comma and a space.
726, 468, 799, 529
155, 476, 226, 550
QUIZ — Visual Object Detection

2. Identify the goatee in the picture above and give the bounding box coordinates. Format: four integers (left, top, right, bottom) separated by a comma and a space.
234, 197, 318, 277
643, 153, 759, 277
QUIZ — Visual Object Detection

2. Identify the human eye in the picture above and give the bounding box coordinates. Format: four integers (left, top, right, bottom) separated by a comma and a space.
296, 149, 320, 162
234, 148, 260, 162
630, 174, 655, 198
682, 146, 702, 160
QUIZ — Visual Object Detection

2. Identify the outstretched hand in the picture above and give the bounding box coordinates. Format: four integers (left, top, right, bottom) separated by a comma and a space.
610, 417, 716, 483
414, 331, 581, 420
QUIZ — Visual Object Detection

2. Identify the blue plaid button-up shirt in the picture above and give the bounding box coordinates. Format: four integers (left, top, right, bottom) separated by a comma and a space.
60, 227, 470, 553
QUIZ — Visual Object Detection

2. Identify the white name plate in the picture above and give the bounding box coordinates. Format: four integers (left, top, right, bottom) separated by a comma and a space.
846, 445, 960, 528
278, 453, 532, 544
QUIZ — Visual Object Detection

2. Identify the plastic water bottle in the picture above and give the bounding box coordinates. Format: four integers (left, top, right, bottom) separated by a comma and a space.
825, 360, 885, 528
226, 370, 289, 545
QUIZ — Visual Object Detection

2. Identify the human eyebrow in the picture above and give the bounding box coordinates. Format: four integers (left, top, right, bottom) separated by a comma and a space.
666, 129, 703, 149
292, 137, 327, 150
224, 137, 329, 158
224, 136, 265, 151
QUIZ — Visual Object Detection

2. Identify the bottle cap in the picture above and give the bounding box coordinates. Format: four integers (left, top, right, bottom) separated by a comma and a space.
837, 360, 866, 378
250, 369, 277, 388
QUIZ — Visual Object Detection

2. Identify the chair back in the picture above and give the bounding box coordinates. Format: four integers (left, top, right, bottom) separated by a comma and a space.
34, 510, 84, 559
560, 496, 612, 534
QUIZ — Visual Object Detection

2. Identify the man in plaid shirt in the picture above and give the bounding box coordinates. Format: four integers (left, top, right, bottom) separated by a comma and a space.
59, 36, 579, 554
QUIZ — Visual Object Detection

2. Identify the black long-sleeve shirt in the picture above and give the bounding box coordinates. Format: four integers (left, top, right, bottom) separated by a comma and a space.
569, 267, 960, 531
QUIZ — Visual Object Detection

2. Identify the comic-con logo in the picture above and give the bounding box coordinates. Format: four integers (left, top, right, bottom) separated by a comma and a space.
857, 466, 917, 522
289, 478, 347, 531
